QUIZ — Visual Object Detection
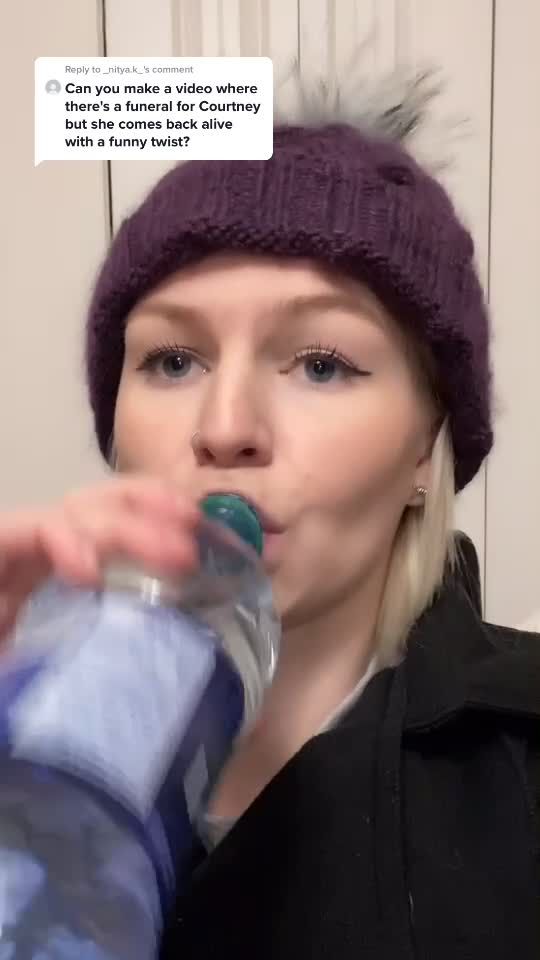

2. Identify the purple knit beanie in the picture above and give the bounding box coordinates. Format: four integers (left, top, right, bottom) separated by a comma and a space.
85, 122, 492, 492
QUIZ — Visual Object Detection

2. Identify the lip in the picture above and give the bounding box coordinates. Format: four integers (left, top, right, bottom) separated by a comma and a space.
200, 490, 286, 535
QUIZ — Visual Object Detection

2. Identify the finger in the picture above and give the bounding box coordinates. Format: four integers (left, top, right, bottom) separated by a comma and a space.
64, 476, 200, 527
36, 515, 102, 585
0, 510, 54, 591
62, 510, 199, 578
0, 509, 47, 565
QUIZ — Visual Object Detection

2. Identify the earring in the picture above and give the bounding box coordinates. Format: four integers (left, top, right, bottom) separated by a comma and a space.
413, 486, 428, 507
191, 431, 201, 451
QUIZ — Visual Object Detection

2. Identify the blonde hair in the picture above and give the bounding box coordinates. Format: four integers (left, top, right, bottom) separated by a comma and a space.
374, 417, 458, 668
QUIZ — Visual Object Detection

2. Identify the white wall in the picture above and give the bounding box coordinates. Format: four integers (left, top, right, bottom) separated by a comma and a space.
486, 2, 540, 632
2, 0, 539, 630
1, 0, 110, 509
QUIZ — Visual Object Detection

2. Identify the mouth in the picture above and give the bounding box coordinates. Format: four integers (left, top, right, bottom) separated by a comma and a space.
200, 490, 286, 535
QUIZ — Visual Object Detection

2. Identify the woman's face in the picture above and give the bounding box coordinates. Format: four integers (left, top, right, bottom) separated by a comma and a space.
115, 252, 436, 628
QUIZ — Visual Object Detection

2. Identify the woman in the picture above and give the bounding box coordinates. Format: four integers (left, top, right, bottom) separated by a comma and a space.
1, 74, 539, 957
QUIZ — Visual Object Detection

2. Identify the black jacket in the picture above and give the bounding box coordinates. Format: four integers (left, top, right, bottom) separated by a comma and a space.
162, 539, 540, 959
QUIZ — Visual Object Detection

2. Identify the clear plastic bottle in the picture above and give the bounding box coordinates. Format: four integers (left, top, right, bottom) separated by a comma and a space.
0, 494, 279, 959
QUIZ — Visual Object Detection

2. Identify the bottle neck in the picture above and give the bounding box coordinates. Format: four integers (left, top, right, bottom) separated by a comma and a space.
102, 561, 184, 608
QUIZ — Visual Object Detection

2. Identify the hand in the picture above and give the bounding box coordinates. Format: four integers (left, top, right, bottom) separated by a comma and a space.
0, 475, 200, 647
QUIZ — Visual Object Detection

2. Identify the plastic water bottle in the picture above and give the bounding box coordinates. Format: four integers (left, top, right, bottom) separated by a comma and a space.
0, 494, 279, 960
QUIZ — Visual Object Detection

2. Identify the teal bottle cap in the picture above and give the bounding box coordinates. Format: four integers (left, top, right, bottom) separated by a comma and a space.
201, 494, 264, 557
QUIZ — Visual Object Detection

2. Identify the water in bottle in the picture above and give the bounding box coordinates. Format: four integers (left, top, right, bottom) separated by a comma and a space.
0, 493, 279, 959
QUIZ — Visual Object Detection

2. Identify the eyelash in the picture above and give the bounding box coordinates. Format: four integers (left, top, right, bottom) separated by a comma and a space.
136, 340, 368, 380
136, 340, 201, 373
294, 342, 364, 377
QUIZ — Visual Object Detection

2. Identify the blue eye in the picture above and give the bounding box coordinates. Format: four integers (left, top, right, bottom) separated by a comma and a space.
294, 345, 369, 384
137, 343, 197, 380
161, 353, 192, 378
304, 355, 340, 382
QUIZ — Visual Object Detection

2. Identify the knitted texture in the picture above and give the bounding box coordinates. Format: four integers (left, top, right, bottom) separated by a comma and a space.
85, 123, 493, 491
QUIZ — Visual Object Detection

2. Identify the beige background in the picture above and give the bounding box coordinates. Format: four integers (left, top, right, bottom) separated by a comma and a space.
1, 0, 539, 631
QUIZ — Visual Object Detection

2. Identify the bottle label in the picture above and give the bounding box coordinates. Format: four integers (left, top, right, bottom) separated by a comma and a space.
8, 594, 217, 820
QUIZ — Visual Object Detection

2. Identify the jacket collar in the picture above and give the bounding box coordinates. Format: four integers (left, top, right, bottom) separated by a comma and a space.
401, 578, 540, 733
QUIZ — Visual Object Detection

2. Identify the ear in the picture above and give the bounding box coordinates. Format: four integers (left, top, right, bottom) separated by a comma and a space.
409, 414, 441, 506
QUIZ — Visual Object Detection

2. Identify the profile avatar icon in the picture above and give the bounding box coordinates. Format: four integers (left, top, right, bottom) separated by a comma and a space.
45, 79, 61, 94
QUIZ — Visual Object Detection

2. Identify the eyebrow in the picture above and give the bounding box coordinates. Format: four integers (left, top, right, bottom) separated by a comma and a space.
128, 290, 385, 330
270, 292, 384, 326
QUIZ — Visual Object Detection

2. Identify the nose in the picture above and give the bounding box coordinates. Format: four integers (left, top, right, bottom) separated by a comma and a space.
192, 427, 272, 468
192, 374, 272, 469
192, 431, 270, 467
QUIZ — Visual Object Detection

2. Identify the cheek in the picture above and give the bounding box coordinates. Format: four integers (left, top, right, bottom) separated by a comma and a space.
114, 378, 193, 471
114, 383, 154, 458
286, 387, 422, 513
271, 389, 424, 614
